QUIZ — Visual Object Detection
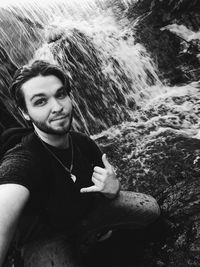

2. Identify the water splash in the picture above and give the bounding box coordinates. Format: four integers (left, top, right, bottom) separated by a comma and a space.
93, 82, 200, 142
161, 24, 200, 43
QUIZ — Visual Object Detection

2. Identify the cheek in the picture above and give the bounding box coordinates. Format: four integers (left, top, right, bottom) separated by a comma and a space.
28, 107, 50, 122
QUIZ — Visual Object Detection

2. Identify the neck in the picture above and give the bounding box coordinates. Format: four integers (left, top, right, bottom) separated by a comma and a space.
34, 126, 70, 149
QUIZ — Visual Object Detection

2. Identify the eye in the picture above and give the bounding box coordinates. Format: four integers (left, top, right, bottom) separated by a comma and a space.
56, 89, 68, 99
33, 98, 47, 106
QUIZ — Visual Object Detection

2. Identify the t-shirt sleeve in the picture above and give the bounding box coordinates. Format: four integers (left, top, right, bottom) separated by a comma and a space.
0, 145, 41, 192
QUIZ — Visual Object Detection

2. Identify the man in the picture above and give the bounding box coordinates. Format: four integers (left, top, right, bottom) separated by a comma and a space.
0, 60, 160, 266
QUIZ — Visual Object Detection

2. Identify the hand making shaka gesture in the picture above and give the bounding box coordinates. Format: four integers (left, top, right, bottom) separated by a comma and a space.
80, 154, 120, 199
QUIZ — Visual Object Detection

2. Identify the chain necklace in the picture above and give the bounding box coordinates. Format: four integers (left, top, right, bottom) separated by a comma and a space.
34, 131, 76, 183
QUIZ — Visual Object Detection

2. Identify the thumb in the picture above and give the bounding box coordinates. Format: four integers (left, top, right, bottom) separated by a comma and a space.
102, 153, 111, 169
80, 185, 98, 193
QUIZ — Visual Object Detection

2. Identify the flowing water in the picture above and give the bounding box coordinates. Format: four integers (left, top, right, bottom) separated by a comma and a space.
0, 0, 200, 137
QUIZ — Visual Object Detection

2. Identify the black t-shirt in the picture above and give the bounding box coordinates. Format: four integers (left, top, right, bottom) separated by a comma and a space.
0, 131, 104, 243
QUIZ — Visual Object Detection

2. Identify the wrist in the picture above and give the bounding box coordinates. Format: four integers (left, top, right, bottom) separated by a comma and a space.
104, 179, 121, 199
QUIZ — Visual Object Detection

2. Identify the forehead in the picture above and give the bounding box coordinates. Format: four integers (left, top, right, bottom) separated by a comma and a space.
21, 75, 63, 99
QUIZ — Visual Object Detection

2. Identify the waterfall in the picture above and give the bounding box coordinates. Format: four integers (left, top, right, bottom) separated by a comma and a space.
31, 11, 162, 133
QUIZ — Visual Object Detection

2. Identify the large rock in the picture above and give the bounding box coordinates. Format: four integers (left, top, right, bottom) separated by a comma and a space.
94, 128, 200, 266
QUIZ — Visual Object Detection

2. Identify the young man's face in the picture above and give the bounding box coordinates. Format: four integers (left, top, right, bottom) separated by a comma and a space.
21, 74, 73, 135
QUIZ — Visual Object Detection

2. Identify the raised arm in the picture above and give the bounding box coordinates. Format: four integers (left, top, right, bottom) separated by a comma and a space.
0, 184, 30, 267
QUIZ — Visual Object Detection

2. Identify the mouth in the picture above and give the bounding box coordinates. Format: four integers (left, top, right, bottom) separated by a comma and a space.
51, 115, 68, 122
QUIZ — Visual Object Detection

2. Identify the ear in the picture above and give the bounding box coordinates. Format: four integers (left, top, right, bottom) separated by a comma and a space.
20, 108, 30, 121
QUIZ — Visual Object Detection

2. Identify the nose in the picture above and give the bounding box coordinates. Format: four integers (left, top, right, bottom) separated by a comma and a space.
51, 98, 63, 113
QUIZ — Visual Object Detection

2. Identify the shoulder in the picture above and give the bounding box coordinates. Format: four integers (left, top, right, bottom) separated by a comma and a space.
0, 143, 37, 178
0, 142, 42, 191
70, 131, 103, 166
70, 131, 99, 149
70, 130, 91, 140
70, 131, 95, 145
1, 142, 34, 163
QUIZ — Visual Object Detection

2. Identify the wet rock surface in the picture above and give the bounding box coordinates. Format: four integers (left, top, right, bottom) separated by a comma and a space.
94, 131, 200, 266
93, 85, 200, 266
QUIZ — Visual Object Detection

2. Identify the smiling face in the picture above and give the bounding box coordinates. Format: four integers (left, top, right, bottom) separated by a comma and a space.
21, 74, 73, 135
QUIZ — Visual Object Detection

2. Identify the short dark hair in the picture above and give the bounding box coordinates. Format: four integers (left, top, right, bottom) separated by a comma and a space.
9, 60, 71, 111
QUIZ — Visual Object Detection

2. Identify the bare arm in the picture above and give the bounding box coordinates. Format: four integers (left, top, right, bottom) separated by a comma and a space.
0, 184, 30, 267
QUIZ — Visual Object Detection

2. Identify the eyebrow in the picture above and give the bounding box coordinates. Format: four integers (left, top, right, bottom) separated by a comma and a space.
30, 86, 65, 101
30, 93, 46, 102
30, 94, 45, 101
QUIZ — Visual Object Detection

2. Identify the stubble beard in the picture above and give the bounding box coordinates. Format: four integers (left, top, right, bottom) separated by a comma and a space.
31, 112, 73, 136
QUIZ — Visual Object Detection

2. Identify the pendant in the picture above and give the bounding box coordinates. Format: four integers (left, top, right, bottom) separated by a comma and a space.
70, 173, 76, 183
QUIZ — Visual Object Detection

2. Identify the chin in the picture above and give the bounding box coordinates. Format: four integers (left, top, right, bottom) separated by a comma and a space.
35, 125, 71, 136
52, 125, 71, 135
